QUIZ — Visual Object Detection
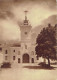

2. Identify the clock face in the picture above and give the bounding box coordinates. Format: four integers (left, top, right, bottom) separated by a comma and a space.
25, 32, 27, 35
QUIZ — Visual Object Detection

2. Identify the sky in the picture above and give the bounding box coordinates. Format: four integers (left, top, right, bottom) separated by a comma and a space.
0, 0, 57, 41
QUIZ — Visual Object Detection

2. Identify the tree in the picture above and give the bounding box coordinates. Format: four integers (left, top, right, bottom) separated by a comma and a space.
35, 24, 56, 67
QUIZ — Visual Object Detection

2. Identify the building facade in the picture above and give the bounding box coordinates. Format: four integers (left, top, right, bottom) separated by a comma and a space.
2, 11, 37, 67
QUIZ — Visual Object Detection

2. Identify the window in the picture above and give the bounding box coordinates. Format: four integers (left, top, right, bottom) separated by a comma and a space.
13, 56, 15, 60
24, 20, 28, 25
5, 56, 7, 60
13, 50, 15, 52
25, 32, 27, 35
31, 58, 34, 63
5, 50, 7, 54
32, 51, 34, 55
0, 48, 2, 51
18, 51, 20, 55
18, 58, 20, 63
25, 45, 27, 49
36, 56, 39, 60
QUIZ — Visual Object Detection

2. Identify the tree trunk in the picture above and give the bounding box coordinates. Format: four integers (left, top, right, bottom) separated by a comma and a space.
47, 56, 50, 67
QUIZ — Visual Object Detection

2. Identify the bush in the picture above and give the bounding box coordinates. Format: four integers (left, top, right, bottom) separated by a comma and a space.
38, 62, 45, 66
38, 62, 50, 68
1, 62, 11, 68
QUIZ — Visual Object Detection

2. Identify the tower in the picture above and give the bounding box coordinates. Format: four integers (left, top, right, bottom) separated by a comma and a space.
19, 11, 34, 63
20, 10, 32, 46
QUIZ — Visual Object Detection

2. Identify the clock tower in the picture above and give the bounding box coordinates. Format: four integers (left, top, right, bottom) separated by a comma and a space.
20, 11, 32, 46
18, 10, 36, 63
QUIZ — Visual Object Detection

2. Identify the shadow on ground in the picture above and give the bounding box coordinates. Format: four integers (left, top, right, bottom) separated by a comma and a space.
23, 65, 57, 70
50, 62, 57, 65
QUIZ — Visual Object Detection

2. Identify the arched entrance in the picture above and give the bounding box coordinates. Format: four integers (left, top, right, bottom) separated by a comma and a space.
23, 54, 29, 63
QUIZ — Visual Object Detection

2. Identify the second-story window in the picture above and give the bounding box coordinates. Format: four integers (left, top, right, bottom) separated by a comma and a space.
5, 50, 7, 54
13, 56, 15, 60
13, 50, 15, 52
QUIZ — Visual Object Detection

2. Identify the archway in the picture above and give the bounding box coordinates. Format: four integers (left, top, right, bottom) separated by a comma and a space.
23, 54, 29, 63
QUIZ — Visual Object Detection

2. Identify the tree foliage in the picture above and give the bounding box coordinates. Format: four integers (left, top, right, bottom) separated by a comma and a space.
35, 24, 57, 66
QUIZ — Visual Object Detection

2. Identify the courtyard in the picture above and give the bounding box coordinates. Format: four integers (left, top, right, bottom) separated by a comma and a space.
0, 63, 57, 80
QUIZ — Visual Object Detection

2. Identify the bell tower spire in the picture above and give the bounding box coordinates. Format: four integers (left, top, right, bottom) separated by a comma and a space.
24, 10, 28, 25
24, 10, 28, 20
